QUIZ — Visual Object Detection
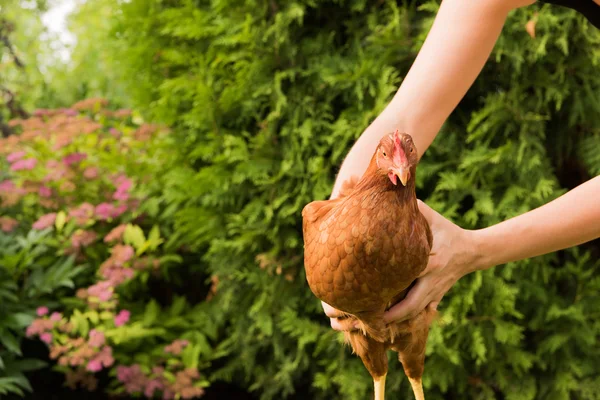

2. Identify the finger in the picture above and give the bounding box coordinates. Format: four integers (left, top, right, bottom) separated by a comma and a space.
429, 301, 439, 311
331, 317, 359, 332
322, 302, 344, 319
384, 281, 432, 323
330, 318, 345, 331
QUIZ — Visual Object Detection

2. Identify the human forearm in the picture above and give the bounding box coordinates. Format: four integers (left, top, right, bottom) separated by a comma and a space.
331, 0, 531, 198
473, 176, 600, 270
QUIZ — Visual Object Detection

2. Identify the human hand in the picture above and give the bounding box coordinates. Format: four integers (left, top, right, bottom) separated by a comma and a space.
382, 200, 481, 323
324, 200, 482, 331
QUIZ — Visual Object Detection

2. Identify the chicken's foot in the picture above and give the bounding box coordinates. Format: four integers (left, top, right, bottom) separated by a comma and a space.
374, 374, 386, 400
408, 377, 424, 400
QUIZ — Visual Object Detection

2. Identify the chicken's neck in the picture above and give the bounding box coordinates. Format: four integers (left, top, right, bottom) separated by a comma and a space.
355, 169, 418, 207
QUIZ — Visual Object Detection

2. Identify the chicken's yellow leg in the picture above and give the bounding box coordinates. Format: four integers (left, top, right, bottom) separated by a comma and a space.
408, 377, 424, 400
374, 374, 386, 400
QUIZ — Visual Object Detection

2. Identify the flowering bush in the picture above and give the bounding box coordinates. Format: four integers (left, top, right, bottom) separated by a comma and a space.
0, 99, 211, 398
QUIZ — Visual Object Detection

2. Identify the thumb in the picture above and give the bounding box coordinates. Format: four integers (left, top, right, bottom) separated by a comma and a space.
384, 279, 430, 323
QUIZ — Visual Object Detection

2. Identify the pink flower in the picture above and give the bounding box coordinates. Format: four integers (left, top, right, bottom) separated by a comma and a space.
43, 167, 67, 182
71, 230, 98, 249
116, 178, 132, 192
115, 109, 132, 118
104, 224, 126, 243
113, 244, 134, 265
63, 108, 78, 117
25, 318, 54, 337
113, 191, 129, 201
86, 359, 102, 372
116, 365, 131, 382
112, 177, 132, 201
40, 332, 52, 344
114, 175, 130, 187
10, 158, 37, 171
101, 265, 134, 285
114, 310, 130, 327
116, 364, 146, 393
36, 306, 49, 316
164, 339, 190, 355
0, 217, 18, 233
33, 109, 50, 117
39, 186, 52, 197
83, 167, 99, 179
109, 128, 121, 138
32, 213, 57, 230
113, 203, 128, 218
50, 312, 62, 322
95, 346, 114, 367
7, 151, 26, 163
87, 281, 114, 302
0, 180, 15, 191
46, 160, 60, 169
69, 202, 95, 225
88, 329, 106, 348
25, 326, 35, 337
144, 379, 164, 397
62, 152, 87, 166
95, 203, 116, 220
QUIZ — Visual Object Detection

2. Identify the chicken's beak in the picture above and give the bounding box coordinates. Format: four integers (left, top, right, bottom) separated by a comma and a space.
390, 167, 410, 186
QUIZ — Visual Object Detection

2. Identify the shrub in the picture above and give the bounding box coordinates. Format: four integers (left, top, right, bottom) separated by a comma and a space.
0, 101, 212, 398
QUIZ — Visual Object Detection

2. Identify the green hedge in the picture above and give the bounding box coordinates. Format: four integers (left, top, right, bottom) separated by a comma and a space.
106, 1, 600, 399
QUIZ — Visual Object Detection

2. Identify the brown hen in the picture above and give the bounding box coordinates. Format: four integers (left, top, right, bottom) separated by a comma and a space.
302, 131, 435, 400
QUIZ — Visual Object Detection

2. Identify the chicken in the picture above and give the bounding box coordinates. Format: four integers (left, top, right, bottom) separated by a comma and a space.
302, 131, 435, 400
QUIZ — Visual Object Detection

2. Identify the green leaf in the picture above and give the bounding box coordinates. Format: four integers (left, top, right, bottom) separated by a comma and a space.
147, 225, 163, 251
142, 300, 160, 326
55, 211, 67, 232
6, 359, 47, 372
0, 331, 21, 356
182, 343, 201, 369
86, 310, 100, 324
124, 224, 146, 251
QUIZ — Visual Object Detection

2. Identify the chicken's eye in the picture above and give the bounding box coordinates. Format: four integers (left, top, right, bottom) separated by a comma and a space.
382, 151, 387, 157
409, 148, 413, 153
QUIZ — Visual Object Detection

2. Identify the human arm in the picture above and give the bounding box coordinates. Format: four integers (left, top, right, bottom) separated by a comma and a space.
325, 0, 536, 328
383, 175, 600, 322
330, 0, 535, 198
327, 176, 600, 329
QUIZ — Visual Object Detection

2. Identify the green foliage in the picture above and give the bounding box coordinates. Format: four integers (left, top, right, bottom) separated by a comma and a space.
0, 231, 75, 397
0, 102, 211, 398
0, 0, 46, 134
79, 0, 600, 399
39, 0, 131, 109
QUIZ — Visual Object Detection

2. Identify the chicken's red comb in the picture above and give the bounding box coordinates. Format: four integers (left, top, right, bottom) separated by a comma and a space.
393, 130, 408, 166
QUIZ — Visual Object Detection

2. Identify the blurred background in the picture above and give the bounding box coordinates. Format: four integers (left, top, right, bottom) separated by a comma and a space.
1, 0, 599, 399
